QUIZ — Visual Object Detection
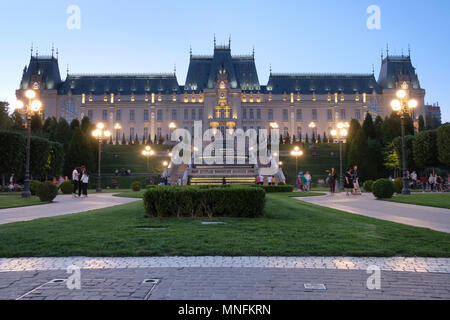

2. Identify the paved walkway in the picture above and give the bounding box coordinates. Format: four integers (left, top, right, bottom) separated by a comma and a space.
0, 194, 139, 225
296, 193, 450, 233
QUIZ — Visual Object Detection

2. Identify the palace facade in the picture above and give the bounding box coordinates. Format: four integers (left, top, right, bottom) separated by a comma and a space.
16, 41, 426, 143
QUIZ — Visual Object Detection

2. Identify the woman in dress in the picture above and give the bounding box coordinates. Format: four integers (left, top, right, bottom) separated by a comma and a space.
80, 168, 89, 198
344, 168, 354, 196
328, 168, 337, 194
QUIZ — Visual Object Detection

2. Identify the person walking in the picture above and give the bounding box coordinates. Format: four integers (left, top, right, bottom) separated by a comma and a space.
420, 175, 427, 192
72, 167, 79, 198
352, 165, 360, 195
344, 168, 353, 196
304, 171, 312, 192
80, 168, 89, 198
296, 173, 302, 192
328, 168, 337, 194
429, 173, 436, 192
410, 171, 418, 189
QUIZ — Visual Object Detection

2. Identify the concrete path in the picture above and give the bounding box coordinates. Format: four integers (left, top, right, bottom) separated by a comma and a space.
296, 193, 450, 233
0, 193, 139, 225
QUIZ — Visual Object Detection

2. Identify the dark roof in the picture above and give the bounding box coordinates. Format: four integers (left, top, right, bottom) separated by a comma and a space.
377, 56, 421, 89
20, 56, 62, 90
266, 73, 382, 95
59, 74, 180, 95
185, 47, 260, 92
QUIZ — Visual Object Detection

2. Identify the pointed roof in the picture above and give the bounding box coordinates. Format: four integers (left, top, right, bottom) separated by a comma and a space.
378, 55, 421, 89
20, 56, 62, 90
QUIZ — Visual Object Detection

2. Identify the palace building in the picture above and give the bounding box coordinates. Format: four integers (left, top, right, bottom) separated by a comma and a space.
16, 41, 426, 143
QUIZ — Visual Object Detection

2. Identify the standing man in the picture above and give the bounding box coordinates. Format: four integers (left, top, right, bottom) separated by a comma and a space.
410, 171, 418, 189
72, 167, 79, 198
352, 165, 360, 195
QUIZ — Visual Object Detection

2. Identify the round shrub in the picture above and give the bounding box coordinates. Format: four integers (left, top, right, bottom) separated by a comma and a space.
60, 181, 73, 194
131, 181, 142, 192
30, 180, 42, 196
363, 180, 374, 192
372, 178, 394, 199
393, 177, 403, 194
36, 181, 58, 202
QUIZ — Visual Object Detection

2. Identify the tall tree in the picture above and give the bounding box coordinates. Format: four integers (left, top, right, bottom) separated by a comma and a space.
30, 113, 43, 133
0, 101, 12, 130
43, 117, 58, 141
345, 119, 362, 163
122, 133, 127, 145
70, 119, 80, 132
413, 130, 439, 169
347, 128, 370, 179
418, 115, 425, 132
437, 123, 450, 168
362, 113, 376, 139
374, 115, 384, 143
64, 127, 95, 176
392, 135, 416, 171
54, 118, 72, 151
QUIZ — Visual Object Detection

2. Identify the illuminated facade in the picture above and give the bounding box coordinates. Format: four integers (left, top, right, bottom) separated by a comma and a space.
17, 41, 426, 142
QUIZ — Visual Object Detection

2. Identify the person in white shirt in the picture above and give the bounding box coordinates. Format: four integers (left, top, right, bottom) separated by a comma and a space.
72, 167, 79, 198
267, 176, 273, 185
80, 168, 89, 198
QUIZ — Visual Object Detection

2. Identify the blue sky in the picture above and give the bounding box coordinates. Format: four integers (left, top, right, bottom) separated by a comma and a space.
1, 0, 449, 121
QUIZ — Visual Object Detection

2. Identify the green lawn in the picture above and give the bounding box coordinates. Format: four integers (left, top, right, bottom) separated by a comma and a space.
0, 192, 448, 258
385, 193, 450, 209
0, 193, 47, 209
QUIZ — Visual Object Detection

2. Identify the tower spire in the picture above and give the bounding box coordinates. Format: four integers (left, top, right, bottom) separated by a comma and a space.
51, 43, 55, 58
56, 48, 59, 60
252, 46, 255, 58
174, 63, 176, 76
228, 34, 231, 49
381, 48, 384, 60
30, 43, 33, 57
386, 44, 389, 57
214, 34, 216, 48
189, 45, 192, 58
408, 44, 411, 57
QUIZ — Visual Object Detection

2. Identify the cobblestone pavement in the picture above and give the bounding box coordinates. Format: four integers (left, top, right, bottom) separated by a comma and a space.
0, 193, 139, 225
0, 267, 449, 300
1, 257, 449, 273
296, 193, 450, 233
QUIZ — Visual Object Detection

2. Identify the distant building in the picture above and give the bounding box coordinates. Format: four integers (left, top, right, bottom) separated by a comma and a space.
16, 40, 426, 143
425, 103, 442, 129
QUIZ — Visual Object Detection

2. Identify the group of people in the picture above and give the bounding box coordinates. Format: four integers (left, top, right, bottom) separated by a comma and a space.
295, 171, 312, 192
405, 171, 447, 193
72, 166, 90, 198
256, 175, 277, 186
325, 165, 360, 196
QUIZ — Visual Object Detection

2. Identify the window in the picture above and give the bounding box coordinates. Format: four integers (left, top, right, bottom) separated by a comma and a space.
257, 109, 261, 120
157, 127, 162, 137
340, 109, 346, 120
249, 109, 254, 120
327, 110, 333, 121
157, 109, 163, 122
243, 108, 247, 120
87, 110, 93, 119
115, 129, 121, 141
130, 110, 135, 121
130, 127, 135, 140
116, 110, 121, 121
296, 109, 302, 121
312, 109, 318, 121
268, 109, 273, 121
184, 109, 189, 120
191, 109, 196, 120
171, 110, 177, 121
283, 127, 289, 137
144, 110, 149, 122
198, 109, 203, 120
283, 109, 288, 122
355, 110, 361, 120
102, 110, 108, 121
144, 127, 148, 140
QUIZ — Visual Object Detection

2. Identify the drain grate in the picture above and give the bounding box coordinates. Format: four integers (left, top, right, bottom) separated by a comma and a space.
16, 278, 67, 300
304, 283, 327, 291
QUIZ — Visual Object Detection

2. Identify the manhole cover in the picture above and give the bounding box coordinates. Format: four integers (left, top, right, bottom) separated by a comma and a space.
201, 222, 226, 225
304, 283, 327, 290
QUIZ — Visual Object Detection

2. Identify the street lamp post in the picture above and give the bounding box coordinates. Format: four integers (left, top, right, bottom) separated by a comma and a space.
14, 90, 42, 198
391, 82, 418, 195
330, 122, 349, 192
290, 146, 304, 176
142, 146, 155, 172
92, 123, 111, 193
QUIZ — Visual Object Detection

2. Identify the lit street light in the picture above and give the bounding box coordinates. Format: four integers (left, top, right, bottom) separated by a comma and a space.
14, 89, 42, 198
92, 123, 111, 193
142, 146, 155, 172
331, 121, 350, 192
391, 82, 418, 195
290, 146, 304, 176
114, 123, 121, 144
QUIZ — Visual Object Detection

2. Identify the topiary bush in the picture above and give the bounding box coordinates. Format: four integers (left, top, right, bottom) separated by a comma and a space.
252, 185, 294, 193
393, 177, 403, 194
363, 180, 374, 193
372, 178, 394, 199
143, 186, 265, 218
60, 181, 73, 194
131, 181, 142, 192
30, 180, 42, 196
36, 181, 58, 202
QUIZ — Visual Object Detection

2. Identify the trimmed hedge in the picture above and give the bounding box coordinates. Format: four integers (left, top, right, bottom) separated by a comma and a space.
30, 180, 42, 196
363, 180, 374, 192
131, 181, 142, 191
393, 177, 403, 194
372, 178, 394, 199
143, 186, 265, 218
252, 185, 294, 193
36, 181, 58, 202
60, 181, 73, 194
